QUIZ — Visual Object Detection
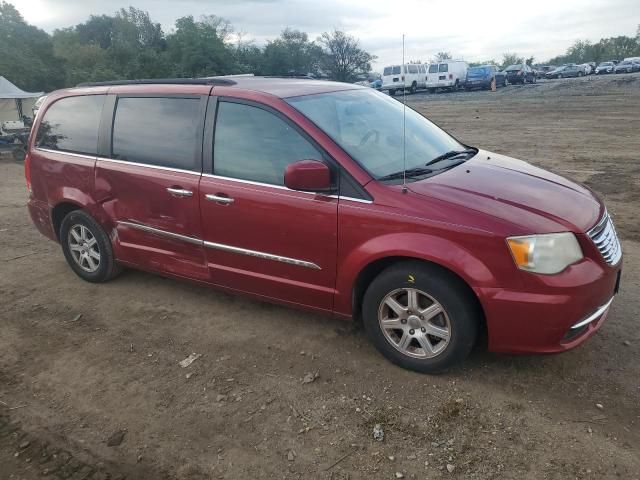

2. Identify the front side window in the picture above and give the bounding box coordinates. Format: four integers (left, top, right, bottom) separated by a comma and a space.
36, 95, 104, 155
287, 89, 464, 180
213, 101, 322, 186
112, 97, 201, 171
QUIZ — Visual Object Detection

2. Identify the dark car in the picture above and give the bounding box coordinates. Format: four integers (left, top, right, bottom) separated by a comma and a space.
546, 65, 583, 79
464, 65, 506, 90
26, 77, 622, 373
504, 64, 536, 84
595, 62, 615, 74
614, 60, 640, 74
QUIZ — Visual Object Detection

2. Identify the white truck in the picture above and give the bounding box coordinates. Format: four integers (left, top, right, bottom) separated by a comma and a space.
381, 64, 428, 95
426, 60, 469, 91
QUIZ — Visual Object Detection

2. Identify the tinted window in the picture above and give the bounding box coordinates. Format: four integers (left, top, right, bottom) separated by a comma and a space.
383, 67, 392, 76
428, 64, 438, 73
213, 101, 322, 186
112, 97, 200, 171
36, 95, 104, 155
439, 64, 448, 72
392, 66, 401, 75
408, 64, 418, 74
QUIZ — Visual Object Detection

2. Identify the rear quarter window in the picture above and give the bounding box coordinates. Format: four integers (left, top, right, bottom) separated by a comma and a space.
36, 95, 105, 155
111, 97, 201, 171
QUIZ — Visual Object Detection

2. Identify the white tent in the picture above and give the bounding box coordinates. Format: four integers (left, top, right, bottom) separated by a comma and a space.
0, 76, 43, 123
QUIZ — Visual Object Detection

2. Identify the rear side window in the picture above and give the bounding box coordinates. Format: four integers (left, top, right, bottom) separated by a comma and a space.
392, 66, 401, 75
439, 64, 449, 73
36, 95, 104, 155
112, 97, 200, 171
428, 64, 438, 73
213, 101, 322, 186
408, 64, 418, 74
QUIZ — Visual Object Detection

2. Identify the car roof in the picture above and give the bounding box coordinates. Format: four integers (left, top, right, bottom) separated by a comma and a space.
65, 76, 362, 99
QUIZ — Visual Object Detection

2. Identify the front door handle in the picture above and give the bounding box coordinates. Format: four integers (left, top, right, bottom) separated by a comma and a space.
167, 187, 193, 198
205, 194, 234, 205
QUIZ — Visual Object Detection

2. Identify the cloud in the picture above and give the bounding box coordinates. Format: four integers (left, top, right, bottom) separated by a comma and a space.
12, 0, 640, 68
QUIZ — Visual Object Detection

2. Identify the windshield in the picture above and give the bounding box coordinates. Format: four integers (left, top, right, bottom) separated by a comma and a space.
286, 89, 466, 180
468, 67, 490, 75
619, 61, 631, 66
505, 64, 522, 71
599, 62, 612, 66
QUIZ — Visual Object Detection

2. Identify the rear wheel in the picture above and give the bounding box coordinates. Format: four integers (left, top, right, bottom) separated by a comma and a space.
410, 81, 417, 94
60, 210, 122, 283
362, 261, 479, 373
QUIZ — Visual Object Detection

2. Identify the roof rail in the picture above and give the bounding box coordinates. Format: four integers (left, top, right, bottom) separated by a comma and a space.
76, 78, 236, 87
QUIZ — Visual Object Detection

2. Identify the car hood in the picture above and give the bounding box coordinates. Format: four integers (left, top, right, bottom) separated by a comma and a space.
407, 150, 602, 234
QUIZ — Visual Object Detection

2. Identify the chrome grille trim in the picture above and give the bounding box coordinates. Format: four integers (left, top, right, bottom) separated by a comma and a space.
587, 211, 622, 266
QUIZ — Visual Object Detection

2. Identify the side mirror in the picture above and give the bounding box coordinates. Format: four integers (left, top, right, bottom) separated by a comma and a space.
284, 160, 332, 193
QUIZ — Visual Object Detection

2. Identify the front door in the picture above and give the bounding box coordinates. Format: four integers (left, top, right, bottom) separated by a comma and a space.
95, 94, 209, 280
198, 98, 338, 311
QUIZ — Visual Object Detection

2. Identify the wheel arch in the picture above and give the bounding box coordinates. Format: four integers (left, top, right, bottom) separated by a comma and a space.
50, 201, 83, 240
350, 255, 487, 339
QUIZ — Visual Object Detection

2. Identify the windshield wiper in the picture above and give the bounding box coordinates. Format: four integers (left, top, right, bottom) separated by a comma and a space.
425, 148, 477, 167
377, 166, 433, 181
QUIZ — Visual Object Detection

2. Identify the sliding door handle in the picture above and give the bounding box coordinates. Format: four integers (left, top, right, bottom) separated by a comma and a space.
205, 194, 234, 205
167, 187, 193, 197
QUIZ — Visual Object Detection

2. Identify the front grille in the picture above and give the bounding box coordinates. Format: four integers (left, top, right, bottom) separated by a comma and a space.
587, 212, 622, 266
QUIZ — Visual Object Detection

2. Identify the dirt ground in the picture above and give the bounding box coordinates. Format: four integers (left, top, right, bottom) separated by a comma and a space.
1, 73, 639, 480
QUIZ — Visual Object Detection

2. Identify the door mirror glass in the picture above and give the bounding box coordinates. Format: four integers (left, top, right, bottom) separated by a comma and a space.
284, 160, 331, 192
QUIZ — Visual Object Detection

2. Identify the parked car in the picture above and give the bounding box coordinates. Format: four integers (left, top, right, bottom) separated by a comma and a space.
464, 65, 506, 90
546, 65, 583, 79
614, 60, 640, 73
32, 95, 47, 117
504, 64, 536, 84
579, 63, 593, 75
534, 65, 556, 77
426, 60, 468, 91
26, 77, 622, 373
355, 73, 382, 90
623, 56, 640, 63
595, 62, 615, 74
381, 64, 427, 95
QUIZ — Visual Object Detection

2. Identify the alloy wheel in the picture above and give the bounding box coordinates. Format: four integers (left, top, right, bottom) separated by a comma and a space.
378, 288, 451, 359
68, 224, 101, 273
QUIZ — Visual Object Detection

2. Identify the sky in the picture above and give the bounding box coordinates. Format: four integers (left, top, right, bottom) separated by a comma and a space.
11, 0, 640, 69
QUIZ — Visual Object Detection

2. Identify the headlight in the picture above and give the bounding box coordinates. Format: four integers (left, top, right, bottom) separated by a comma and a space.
506, 233, 583, 274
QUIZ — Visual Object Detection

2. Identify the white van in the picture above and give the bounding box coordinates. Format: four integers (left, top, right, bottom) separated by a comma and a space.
426, 60, 469, 91
381, 64, 428, 95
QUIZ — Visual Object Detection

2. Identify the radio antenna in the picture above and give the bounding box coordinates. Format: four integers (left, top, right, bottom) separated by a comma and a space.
401, 34, 408, 193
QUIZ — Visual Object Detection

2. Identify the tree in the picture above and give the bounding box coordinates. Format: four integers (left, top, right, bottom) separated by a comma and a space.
0, 2, 64, 91
434, 51, 451, 62
318, 30, 375, 82
165, 15, 234, 77
262, 29, 322, 76
501, 52, 523, 69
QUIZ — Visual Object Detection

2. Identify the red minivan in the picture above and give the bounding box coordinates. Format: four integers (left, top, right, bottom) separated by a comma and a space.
25, 77, 622, 372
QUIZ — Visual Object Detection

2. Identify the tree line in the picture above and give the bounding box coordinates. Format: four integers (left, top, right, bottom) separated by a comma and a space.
1, 0, 639, 93
0, 2, 375, 92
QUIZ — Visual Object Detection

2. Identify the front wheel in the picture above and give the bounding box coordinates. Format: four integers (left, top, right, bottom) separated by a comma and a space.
409, 82, 417, 94
60, 210, 122, 283
362, 261, 479, 373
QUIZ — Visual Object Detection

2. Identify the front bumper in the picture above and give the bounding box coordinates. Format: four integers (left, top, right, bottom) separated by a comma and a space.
477, 253, 622, 354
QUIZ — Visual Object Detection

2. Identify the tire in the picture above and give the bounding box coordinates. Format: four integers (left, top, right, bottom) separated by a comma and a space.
578, 71, 583, 77
410, 82, 417, 94
60, 210, 122, 283
389, 89, 396, 96
362, 261, 479, 373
